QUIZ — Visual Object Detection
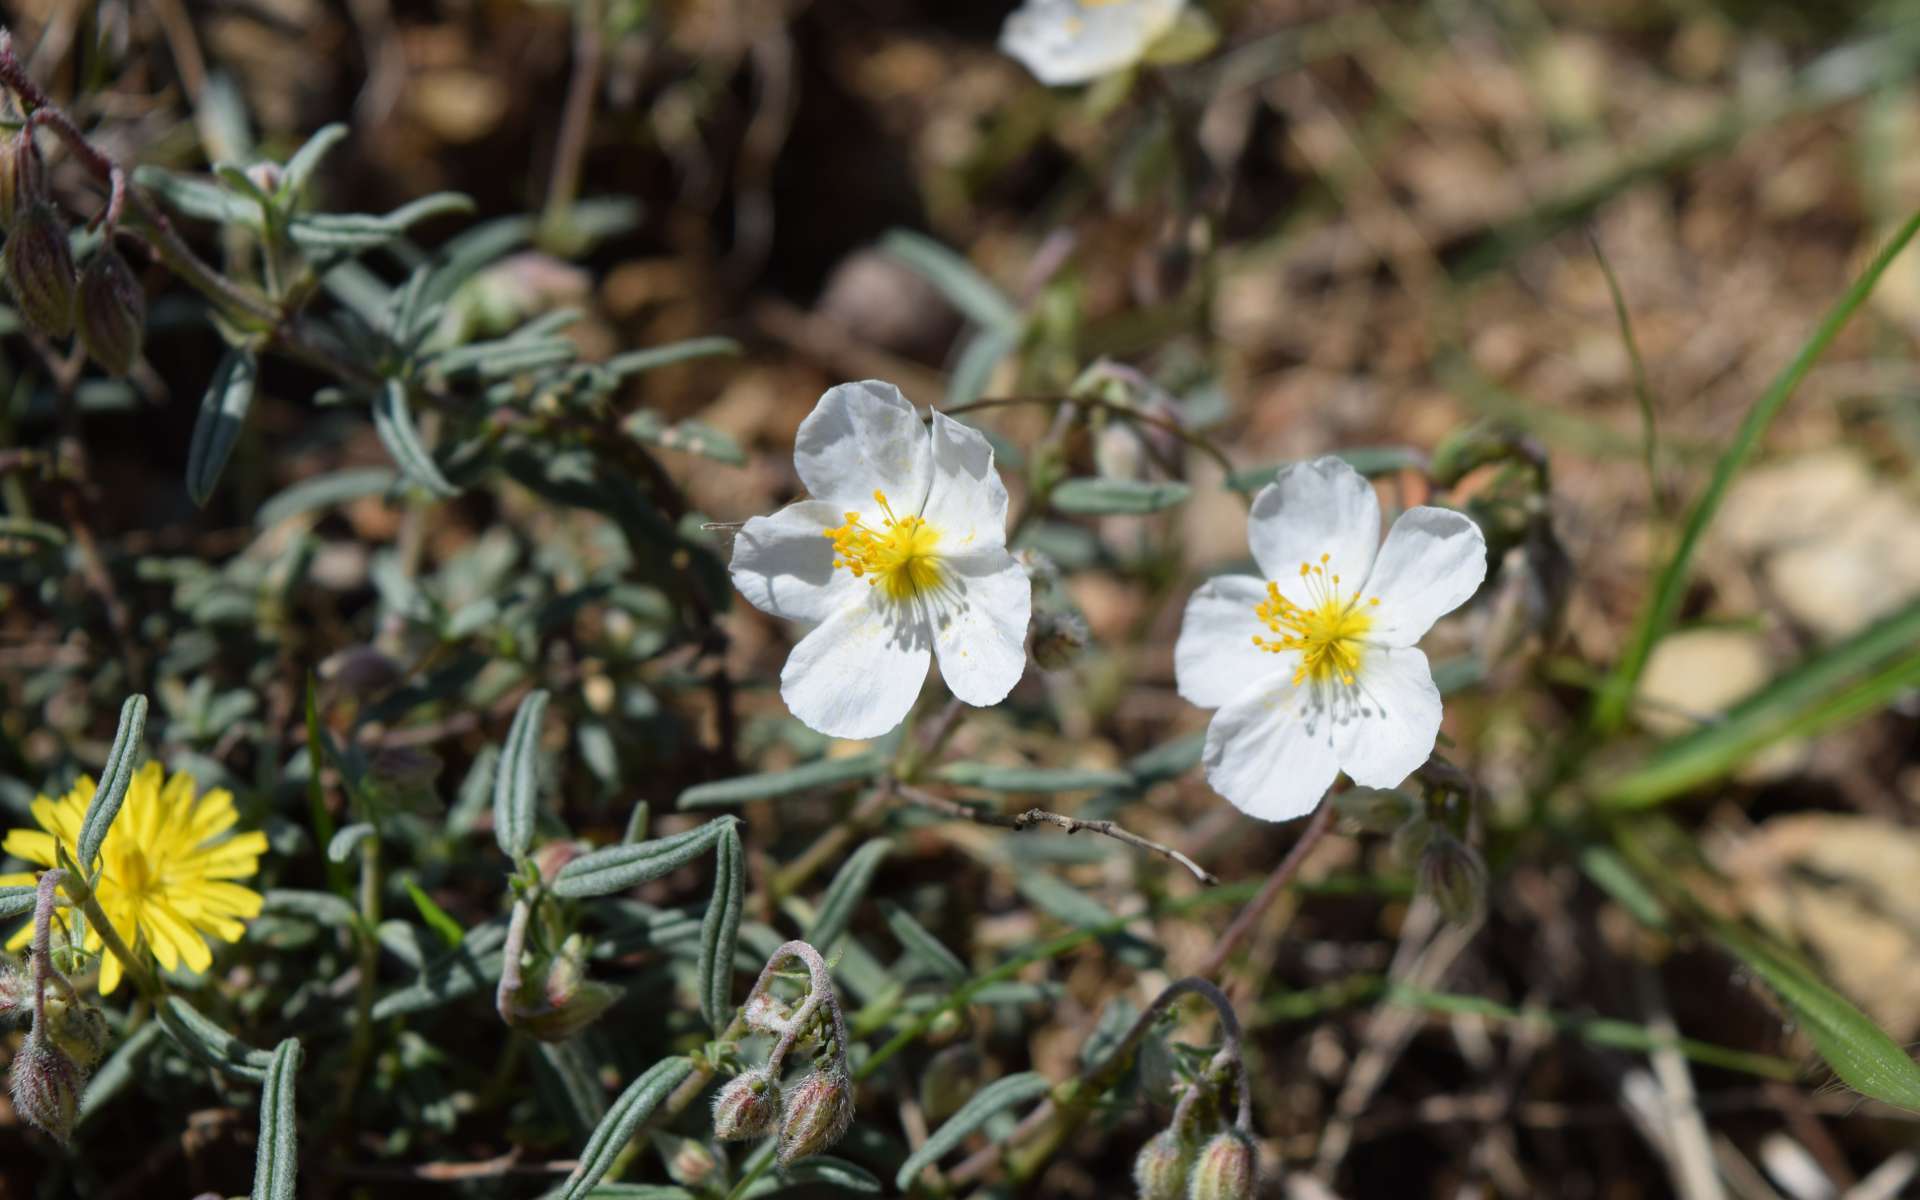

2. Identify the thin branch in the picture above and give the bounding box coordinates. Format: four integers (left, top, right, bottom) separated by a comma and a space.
896, 784, 1217, 886
1195, 798, 1336, 978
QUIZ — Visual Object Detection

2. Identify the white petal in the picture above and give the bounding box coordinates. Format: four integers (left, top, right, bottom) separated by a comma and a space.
779, 594, 930, 740
1361, 507, 1488, 646
999, 0, 1182, 86
793, 381, 932, 516
1200, 673, 1342, 822
1335, 645, 1441, 788
1248, 457, 1381, 605
918, 412, 1010, 553
729, 500, 860, 624
1174, 574, 1285, 710
929, 551, 1032, 706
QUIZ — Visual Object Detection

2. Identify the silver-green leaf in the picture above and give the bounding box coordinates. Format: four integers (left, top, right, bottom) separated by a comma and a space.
77, 694, 149, 870
251, 1038, 303, 1200
895, 1072, 1052, 1189
186, 349, 257, 507
697, 821, 745, 1033
494, 689, 550, 861
556, 1056, 696, 1200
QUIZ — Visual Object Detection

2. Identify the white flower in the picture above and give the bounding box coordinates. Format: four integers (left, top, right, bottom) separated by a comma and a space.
999, 0, 1186, 87
730, 381, 1032, 739
1173, 457, 1487, 821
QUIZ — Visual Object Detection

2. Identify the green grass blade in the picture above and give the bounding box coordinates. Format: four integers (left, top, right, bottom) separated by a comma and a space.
1592, 207, 1920, 734
1598, 598, 1920, 807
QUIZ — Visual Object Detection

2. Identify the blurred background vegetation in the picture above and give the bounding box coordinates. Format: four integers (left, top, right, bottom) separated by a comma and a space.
5, 0, 1920, 1197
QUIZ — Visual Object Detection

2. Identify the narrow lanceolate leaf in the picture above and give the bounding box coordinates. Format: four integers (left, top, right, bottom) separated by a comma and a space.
741, 1156, 883, 1195
895, 1072, 1053, 1189
0, 886, 36, 919
77, 694, 148, 870
1049, 478, 1192, 515
882, 902, 967, 983
556, 1056, 696, 1200
493, 689, 550, 860
932, 762, 1133, 793
806, 839, 892, 951
550, 818, 739, 899
284, 192, 475, 255
186, 348, 258, 507
1710, 918, 1920, 1111
1598, 598, 1920, 808
158, 996, 275, 1083
327, 823, 375, 864
1594, 207, 1920, 733
251, 1038, 303, 1200
369, 921, 508, 1020
676, 752, 885, 809
697, 822, 745, 1033
372, 379, 460, 498
603, 336, 741, 380
132, 165, 260, 226
881, 229, 1022, 333
257, 466, 397, 529
277, 123, 348, 200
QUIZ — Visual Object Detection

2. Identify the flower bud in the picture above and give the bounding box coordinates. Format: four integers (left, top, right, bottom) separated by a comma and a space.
43, 995, 111, 1068
3, 202, 77, 338
1186, 1129, 1257, 1200
75, 248, 146, 376
776, 1068, 854, 1165
1134, 1129, 1194, 1200
319, 645, 404, 698
244, 161, 285, 197
532, 839, 587, 885
1031, 610, 1089, 670
0, 956, 27, 1025
659, 1133, 724, 1188
743, 990, 795, 1036
918, 1043, 983, 1124
0, 127, 47, 229
500, 934, 623, 1042
711, 1068, 781, 1141
1418, 832, 1487, 927
9, 1034, 83, 1143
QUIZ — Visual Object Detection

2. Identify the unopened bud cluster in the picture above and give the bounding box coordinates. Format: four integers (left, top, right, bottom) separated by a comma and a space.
1134, 1054, 1258, 1200
2, 879, 112, 1144
714, 941, 855, 1167
499, 932, 623, 1043
0, 128, 145, 373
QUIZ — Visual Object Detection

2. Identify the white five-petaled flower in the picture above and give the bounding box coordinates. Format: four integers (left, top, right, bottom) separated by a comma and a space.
1174, 457, 1487, 821
999, 0, 1186, 87
730, 381, 1032, 740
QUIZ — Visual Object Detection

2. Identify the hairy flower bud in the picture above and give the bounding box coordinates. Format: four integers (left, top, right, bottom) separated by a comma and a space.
1134, 1129, 1194, 1200
500, 934, 622, 1042
918, 1043, 983, 1124
0, 127, 47, 229
711, 1068, 781, 1141
660, 1133, 724, 1188
319, 645, 404, 698
3, 202, 77, 338
1186, 1129, 1257, 1200
43, 995, 111, 1068
75, 249, 146, 376
1418, 833, 1488, 927
0, 955, 27, 1025
743, 990, 795, 1036
532, 839, 587, 884
9, 1034, 83, 1143
776, 1068, 853, 1165
1030, 610, 1089, 671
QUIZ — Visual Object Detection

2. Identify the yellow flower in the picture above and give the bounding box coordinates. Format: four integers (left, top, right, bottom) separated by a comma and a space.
1, 763, 268, 995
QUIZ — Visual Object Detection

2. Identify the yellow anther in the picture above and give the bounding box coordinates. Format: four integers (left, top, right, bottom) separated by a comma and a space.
1252, 550, 1374, 685
824, 500, 943, 599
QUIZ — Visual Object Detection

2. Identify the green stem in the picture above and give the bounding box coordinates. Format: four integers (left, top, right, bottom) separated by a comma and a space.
52, 846, 161, 1002
331, 829, 383, 1129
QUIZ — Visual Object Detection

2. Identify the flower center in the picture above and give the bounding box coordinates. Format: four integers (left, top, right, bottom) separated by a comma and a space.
823, 490, 944, 601
1251, 554, 1379, 686
112, 845, 158, 900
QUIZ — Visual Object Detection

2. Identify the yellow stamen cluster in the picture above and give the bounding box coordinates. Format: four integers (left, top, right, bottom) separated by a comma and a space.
823, 490, 943, 600
1251, 554, 1379, 686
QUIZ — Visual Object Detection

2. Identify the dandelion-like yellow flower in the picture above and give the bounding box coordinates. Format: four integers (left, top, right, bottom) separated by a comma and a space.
0, 763, 268, 995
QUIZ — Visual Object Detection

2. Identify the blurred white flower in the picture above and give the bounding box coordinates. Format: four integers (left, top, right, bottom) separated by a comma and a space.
730, 381, 1032, 739
1174, 457, 1486, 821
999, 0, 1186, 87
